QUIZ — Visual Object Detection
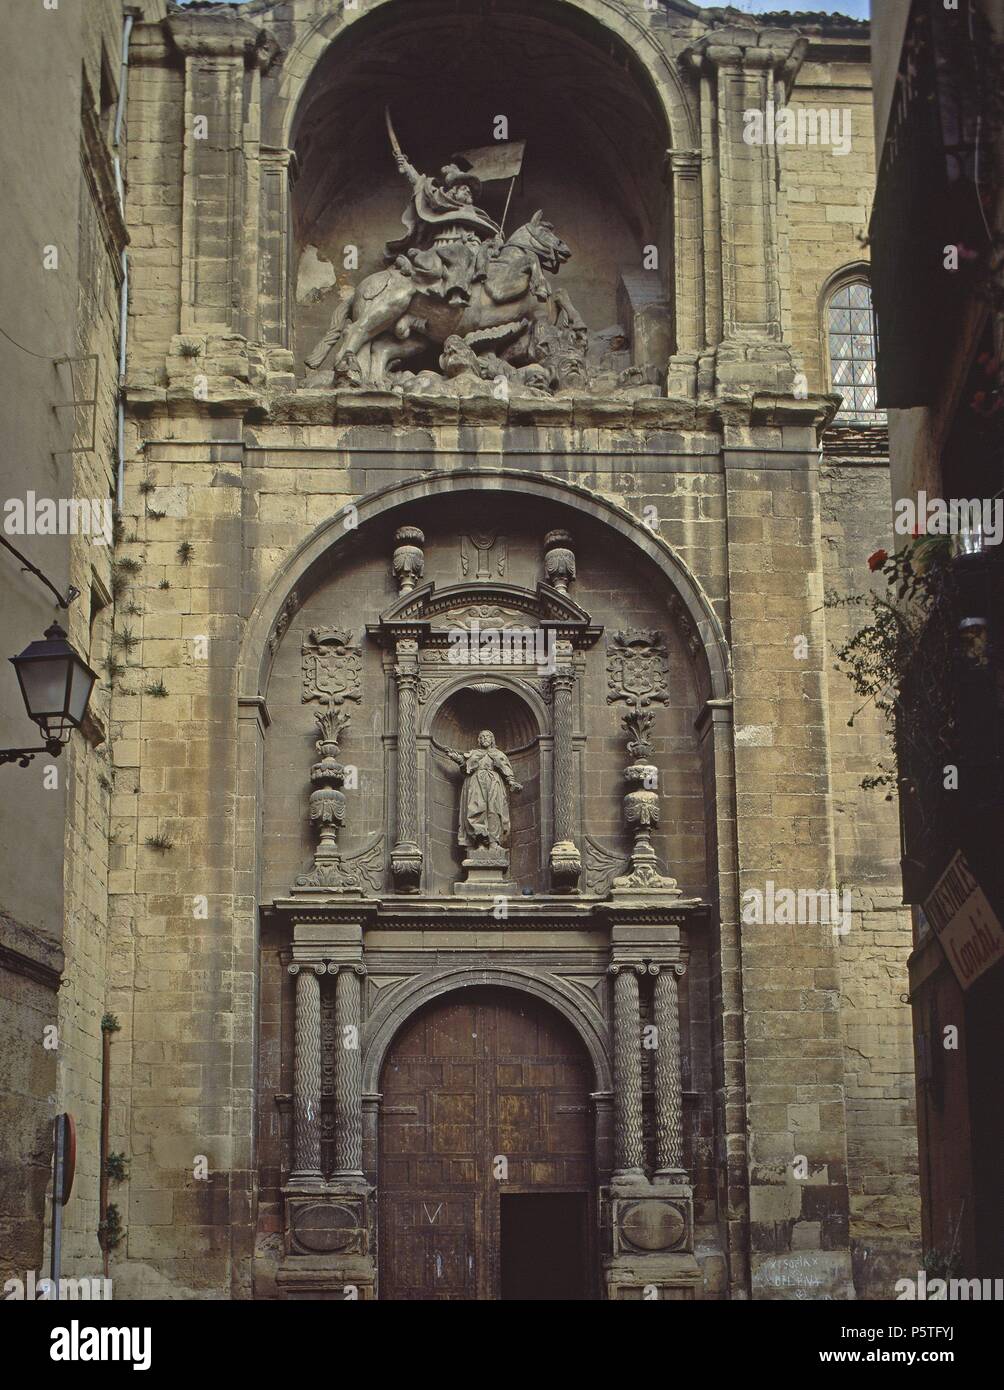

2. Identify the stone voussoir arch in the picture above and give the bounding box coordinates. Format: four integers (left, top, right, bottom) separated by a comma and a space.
238, 468, 733, 706
421, 667, 553, 740
362, 965, 613, 1095
266, 0, 698, 152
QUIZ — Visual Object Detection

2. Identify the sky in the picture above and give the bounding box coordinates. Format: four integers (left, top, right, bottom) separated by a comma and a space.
722, 0, 870, 15
175, 0, 873, 11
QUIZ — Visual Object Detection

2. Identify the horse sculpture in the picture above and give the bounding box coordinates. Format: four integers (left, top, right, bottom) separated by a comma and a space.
304, 211, 587, 389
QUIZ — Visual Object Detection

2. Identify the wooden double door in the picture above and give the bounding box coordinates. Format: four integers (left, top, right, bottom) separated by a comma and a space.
378, 986, 595, 1300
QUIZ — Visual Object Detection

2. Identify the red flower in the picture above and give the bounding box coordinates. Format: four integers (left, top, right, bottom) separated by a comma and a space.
868, 548, 888, 572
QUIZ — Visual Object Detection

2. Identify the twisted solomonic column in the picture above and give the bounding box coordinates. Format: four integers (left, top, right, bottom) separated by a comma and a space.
609, 963, 646, 1176
652, 963, 687, 1176
550, 644, 581, 889
332, 963, 365, 1177
288, 963, 325, 1182
391, 639, 422, 891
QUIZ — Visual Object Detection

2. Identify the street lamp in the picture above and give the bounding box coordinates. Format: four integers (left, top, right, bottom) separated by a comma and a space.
2, 622, 97, 767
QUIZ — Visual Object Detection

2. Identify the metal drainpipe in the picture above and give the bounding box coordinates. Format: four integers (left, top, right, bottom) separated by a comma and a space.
113, 12, 135, 510
99, 1023, 112, 1278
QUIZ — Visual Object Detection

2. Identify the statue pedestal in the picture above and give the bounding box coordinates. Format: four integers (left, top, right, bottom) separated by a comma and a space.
453, 846, 517, 898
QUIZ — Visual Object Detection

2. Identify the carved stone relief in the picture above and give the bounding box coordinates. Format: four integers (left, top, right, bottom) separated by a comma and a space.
301, 626, 362, 707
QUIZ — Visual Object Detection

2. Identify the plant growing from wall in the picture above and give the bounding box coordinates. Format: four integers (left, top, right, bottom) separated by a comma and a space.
145, 833, 174, 852
98, 1203, 124, 1253
105, 1152, 129, 1183
101, 655, 126, 687
177, 541, 194, 565
826, 534, 957, 797
110, 555, 143, 600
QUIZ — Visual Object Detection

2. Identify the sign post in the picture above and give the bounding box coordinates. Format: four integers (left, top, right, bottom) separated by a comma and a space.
922, 851, 1004, 990
49, 1112, 76, 1300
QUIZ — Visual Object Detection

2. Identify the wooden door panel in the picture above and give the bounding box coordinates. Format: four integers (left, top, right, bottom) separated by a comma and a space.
379, 988, 594, 1301
430, 1090, 477, 1152
380, 1195, 478, 1301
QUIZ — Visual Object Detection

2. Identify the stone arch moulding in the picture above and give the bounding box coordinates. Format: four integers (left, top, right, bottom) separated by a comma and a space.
267, 0, 699, 154
420, 666, 553, 740
238, 469, 733, 707
362, 966, 613, 1095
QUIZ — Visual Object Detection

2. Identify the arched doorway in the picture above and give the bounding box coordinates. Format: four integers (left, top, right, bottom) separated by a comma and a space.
378, 985, 596, 1300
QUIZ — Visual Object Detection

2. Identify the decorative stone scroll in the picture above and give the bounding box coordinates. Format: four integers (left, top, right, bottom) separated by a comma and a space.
460, 531, 507, 580
268, 588, 299, 655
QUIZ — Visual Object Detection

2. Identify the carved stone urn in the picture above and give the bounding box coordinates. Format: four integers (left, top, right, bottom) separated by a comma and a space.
392, 526, 425, 594
542, 525, 575, 592
543, 529, 576, 594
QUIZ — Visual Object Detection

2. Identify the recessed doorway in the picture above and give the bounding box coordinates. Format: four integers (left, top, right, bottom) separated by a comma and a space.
500, 1192, 589, 1301
378, 986, 595, 1300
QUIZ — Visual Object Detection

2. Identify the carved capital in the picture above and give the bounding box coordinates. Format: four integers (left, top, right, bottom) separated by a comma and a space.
170, 13, 280, 68
668, 149, 701, 178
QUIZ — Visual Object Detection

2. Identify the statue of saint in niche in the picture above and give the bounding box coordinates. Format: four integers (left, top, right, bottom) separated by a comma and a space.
447, 730, 522, 852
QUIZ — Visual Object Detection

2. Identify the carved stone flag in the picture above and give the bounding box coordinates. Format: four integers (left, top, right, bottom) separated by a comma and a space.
454, 141, 526, 184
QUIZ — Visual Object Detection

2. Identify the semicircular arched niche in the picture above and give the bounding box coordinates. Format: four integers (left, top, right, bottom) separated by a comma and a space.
254, 475, 724, 909
427, 685, 544, 895
282, 0, 679, 379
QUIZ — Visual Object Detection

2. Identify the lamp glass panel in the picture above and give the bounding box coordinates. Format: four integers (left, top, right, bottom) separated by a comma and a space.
67, 659, 96, 725
17, 656, 70, 718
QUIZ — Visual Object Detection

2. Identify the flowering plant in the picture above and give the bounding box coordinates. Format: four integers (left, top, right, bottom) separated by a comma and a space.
826, 535, 956, 795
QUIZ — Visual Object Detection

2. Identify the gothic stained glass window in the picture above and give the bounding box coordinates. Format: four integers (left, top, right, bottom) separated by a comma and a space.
827, 281, 885, 423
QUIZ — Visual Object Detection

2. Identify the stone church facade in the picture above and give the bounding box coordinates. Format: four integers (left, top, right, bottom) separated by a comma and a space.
40, 0, 920, 1300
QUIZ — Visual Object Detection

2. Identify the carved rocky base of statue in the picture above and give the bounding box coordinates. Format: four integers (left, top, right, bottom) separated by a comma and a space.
603, 1174, 700, 1301
454, 845, 518, 897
